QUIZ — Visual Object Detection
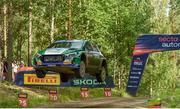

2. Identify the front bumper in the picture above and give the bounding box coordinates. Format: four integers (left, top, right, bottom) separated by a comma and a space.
34, 62, 80, 74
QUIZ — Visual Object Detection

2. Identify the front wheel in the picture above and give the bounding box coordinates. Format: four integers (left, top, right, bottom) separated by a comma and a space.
96, 66, 107, 82
75, 61, 86, 78
36, 70, 46, 78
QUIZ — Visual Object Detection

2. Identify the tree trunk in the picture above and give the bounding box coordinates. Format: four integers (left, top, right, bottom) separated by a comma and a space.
18, 5, 23, 62
150, 71, 153, 97
7, 1, 13, 82
113, 66, 116, 85
118, 70, 121, 89
19, 35, 23, 62
79, 0, 84, 37
3, 0, 7, 58
0, 5, 3, 82
0, 49, 2, 82
67, 0, 72, 39
0, 28, 2, 82
28, 0, 33, 66
16, 25, 22, 61
17, 9, 23, 62
50, 0, 55, 43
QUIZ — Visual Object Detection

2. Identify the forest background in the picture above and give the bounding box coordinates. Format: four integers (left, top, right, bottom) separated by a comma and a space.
0, 0, 179, 98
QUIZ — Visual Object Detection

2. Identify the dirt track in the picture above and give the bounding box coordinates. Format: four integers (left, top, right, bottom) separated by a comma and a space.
39, 97, 147, 108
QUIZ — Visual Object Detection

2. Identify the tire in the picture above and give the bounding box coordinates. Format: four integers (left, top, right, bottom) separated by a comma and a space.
60, 73, 69, 82
75, 61, 86, 78
36, 70, 46, 78
96, 66, 107, 82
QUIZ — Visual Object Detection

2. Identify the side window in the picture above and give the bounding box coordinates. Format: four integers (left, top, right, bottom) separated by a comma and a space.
85, 42, 93, 51
92, 44, 99, 52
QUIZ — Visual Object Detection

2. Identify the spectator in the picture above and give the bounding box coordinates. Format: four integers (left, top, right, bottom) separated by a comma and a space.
20, 61, 25, 67
2, 59, 8, 81
12, 61, 18, 82
0, 61, 3, 82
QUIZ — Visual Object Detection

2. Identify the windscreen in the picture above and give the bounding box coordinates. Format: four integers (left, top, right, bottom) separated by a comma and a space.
48, 41, 83, 49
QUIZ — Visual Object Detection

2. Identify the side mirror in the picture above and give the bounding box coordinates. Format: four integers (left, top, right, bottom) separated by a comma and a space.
97, 45, 101, 49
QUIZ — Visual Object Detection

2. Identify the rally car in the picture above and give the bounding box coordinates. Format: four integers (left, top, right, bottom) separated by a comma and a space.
32, 40, 108, 82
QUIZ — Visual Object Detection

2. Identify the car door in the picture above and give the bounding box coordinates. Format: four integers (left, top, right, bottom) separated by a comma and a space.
84, 41, 94, 71
92, 44, 101, 69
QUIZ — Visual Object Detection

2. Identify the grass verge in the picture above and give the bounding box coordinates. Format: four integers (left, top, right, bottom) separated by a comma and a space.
0, 82, 120, 108
144, 88, 180, 108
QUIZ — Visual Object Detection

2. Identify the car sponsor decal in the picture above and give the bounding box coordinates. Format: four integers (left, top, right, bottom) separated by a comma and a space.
24, 74, 60, 85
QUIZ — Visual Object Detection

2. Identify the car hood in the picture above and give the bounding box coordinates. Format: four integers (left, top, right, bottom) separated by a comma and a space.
41, 48, 81, 55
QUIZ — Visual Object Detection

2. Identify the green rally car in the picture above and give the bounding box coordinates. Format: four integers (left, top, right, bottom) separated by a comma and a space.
32, 40, 108, 82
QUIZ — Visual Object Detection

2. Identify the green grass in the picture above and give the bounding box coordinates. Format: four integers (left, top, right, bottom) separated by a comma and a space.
0, 94, 19, 107
0, 82, 120, 108
145, 88, 180, 108
0, 82, 58, 107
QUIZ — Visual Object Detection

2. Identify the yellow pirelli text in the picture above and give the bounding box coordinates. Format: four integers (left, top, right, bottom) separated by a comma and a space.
24, 74, 60, 85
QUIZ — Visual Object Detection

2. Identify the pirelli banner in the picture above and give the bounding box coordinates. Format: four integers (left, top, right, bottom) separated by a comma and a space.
15, 71, 61, 86
126, 34, 180, 96
24, 74, 60, 85
15, 70, 115, 88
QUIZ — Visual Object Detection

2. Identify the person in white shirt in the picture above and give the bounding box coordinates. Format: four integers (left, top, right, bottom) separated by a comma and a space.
12, 61, 18, 82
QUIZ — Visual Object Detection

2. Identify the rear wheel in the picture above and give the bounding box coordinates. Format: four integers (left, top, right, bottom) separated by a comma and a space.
75, 61, 86, 78
60, 73, 69, 82
36, 70, 46, 78
96, 66, 107, 82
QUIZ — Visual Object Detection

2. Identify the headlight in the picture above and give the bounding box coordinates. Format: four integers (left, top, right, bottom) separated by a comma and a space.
34, 53, 43, 65
36, 53, 42, 58
65, 52, 78, 60
35, 53, 43, 61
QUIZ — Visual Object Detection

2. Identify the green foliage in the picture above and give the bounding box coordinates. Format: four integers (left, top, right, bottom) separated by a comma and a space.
145, 88, 180, 108
1, 0, 154, 89
0, 0, 180, 107
139, 51, 180, 96
0, 83, 118, 107
145, 98, 161, 106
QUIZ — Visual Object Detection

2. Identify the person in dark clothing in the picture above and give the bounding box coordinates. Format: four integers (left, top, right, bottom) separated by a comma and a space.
0, 61, 2, 81
3, 60, 8, 80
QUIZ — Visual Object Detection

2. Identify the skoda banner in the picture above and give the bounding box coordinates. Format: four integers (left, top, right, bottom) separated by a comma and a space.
126, 34, 180, 96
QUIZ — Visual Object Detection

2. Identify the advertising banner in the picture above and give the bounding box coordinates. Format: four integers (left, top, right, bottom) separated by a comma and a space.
70, 76, 114, 88
24, 74, 60, 85
126, 53, 149, 96
15, 70, 115, 88
133, 34, 180, 55
126, 35, 180, 96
